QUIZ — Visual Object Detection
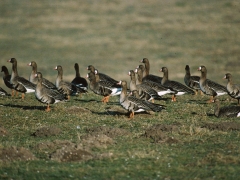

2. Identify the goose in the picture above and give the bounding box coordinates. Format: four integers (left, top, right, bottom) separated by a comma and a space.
55, 65, 87, 99
0, 87, 9, 96
87, 65, 118, 84
160, 67, 195, 101
28, 61, 57, 89
140, 58, 162, 83
223, 73, 240, 104
198, 66, 227, 103
8, 58, 36, 99
212, 98, 240, 118
128, 70, 161, 102
118, 80, 164, 118
71, 63, 88, 90
1, 66, 16, 96
135, 67, 175, 97
35, 72, 67, 112
87, 71, 121, 103
184, 65, 202, 95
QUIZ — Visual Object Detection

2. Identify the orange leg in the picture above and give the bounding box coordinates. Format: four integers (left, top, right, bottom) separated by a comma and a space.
21, 93, 25, 100
129, 111, 134, 119
11, 90, 15, 97
45, 104, 51, 112
151, 99, 155, 103
106, 96, 110, 102
195, 90, 198, 95
207, 96, 214, 103
171, 95, 177, 102
200, 91, 204, 95
101, 96, 109, 103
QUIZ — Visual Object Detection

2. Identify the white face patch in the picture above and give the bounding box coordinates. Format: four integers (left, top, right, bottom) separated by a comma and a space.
29, 62, 32, 66
86, 74, 89, 78
128, 71, 131, 75
135, 69, 138, 73
55, 66, 58, 70
198, 66, 202, 70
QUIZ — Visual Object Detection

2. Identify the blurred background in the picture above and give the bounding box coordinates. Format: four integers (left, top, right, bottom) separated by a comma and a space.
1, 0, 239, 91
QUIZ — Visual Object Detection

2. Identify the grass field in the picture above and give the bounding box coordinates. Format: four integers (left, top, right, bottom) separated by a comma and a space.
1, 0, 240, 179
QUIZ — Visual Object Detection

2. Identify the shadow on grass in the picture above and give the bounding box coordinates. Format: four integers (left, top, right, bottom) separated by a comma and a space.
1, 103, 45, 111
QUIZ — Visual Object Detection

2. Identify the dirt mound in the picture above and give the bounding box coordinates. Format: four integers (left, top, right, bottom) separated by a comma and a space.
143, 124, 179, 143
34, 140, 75, 152
82, 134, 114, 149
0, 146, 36, 162
0, 126, 8, 136
202, 122, 240, 131
50, 144, 93, 162
32, 126, 61, 137
85, 126, 132, 138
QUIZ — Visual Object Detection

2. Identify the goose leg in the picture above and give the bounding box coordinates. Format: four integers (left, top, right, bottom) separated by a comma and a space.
11, 90, 15, 97
21, 93, 25, 100
46, 104, 51, 112
101, 96, 107, 103
105, 96, 110, 102
171, 95, 177, 102
67, 95, 70, 100
195, 90, 198, 95
129, 111, 134, 118
207, 96, 213, 103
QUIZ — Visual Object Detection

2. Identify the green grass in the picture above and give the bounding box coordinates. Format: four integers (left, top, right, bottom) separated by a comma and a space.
1, 0, 240, 179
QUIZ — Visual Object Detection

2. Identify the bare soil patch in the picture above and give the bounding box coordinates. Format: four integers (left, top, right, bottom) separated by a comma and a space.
32, 126, 61, 137
143, 124, 180, 143
202, 122, 240, 131
0, 146, 36, 162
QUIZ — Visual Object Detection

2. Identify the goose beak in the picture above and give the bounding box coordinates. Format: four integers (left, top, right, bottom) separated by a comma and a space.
28, 62, 31, 66
198, 67, 201, 71
7, 59, 10, 62
223, 75, 226, 79
159, 69, 162, 72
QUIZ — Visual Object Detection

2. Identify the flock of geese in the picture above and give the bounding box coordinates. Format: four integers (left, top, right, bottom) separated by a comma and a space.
1, 58, 240, 118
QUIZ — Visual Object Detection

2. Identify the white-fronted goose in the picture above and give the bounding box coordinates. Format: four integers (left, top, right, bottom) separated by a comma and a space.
35, 72, 67, 112
198, 66, 227, 102
213, 98, 240, 118
8, 58, 36, 99
184, 65, 202, 95
224, 73, 240, 104
87, 71, 121, 103
1, 66, 16, 96
118, 80, 164, 118
160, 67, 195, 101
0, 87, 9, 96
140, 58, 162, 83
128, 70, 161, 102
71, 63, 88, 90
87, 65, 118, 84
28, 61, 57, 89
55, 65, 87, 99
135, 67, 175, 97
